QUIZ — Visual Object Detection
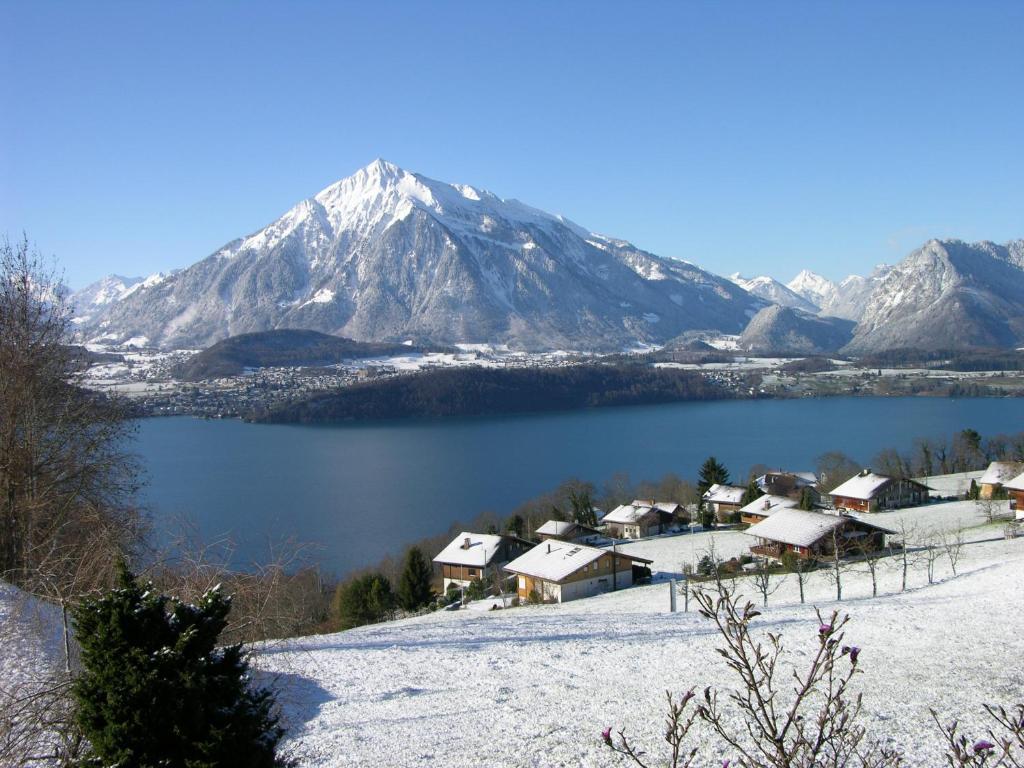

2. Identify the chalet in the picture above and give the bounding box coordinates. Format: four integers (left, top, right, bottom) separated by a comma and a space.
702, 484, 746, 520
829, 470, 929, 512
600, 503, 672, 539
1003, 470, 1024, 513
534, 520, 603, 544
633, 499, 689, 525
978, 461, 1024, 499
756, 470, 818, 497
744, 509, 895, 561
503, 541, 653, 603
433, 532, 533, 592
739, 494, 798, 525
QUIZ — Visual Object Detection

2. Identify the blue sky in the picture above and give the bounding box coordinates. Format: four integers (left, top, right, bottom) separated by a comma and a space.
2, 1, 1022, 289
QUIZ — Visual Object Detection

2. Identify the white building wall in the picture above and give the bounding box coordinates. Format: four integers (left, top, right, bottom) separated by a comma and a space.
555, 569, 634, 602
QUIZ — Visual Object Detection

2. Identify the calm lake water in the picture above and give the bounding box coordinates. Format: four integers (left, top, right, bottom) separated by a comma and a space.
136, 397, 1022, 574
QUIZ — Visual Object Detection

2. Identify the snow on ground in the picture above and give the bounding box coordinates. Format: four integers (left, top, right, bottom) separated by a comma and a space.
257, 501, 1023, 767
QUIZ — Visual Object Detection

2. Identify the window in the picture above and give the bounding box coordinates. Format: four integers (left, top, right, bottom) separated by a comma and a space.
467, 568, 477, 577
518, 576, 526, 589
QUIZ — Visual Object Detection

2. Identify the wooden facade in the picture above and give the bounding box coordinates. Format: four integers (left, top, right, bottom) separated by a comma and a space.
750, 520, 888, 561
832, 478, 928, 512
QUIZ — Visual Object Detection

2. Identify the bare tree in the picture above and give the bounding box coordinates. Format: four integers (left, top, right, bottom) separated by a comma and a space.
781, 550, 814, 604
942, 528, 966, 577
826, 527, 849, 601
857, 538, 887, 598
605, 582, 903, 767
893, 519, 919, 592
932, 702, 1024, 767
922, 531, 943, 585
750, 560, 785, 607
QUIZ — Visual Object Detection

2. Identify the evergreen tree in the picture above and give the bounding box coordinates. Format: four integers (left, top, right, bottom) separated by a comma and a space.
333, 572, 394, 629
697, 456, 730, 497
397, 546, 434, 611
798, 486, 816, 510
568, 489, 598, 527
505, 513, 526, 538
71, 562, 286, 768
967, 479, 980, 500
740, 478, 762, 508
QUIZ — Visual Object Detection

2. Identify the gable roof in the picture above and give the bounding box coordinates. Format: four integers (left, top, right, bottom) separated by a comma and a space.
433, 532, 518, 567
744, 509, 895, 548
828, 472, 929, 500
979, 461, 1024, 486
602, 503, 660, 525
535, 520, 576, 536
1004, 470, 1024, 492
703, 484, 746, 504
504, 541, 651, 582
740, 494, 799, 517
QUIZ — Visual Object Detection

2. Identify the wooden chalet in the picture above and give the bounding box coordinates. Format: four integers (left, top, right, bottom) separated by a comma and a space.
739, 494, 798, 525
600, 502, 673, 539
978, 461, 1024, 499
829, 471, 929, 512
1003, 470, 1024, 515
702, 483, 747, 521
534, 520, 603, 544
433, 531, 533, 592
503, 541, 652, 603
744, 509, 895, 561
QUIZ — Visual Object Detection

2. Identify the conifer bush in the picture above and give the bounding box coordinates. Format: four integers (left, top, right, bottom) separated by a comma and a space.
71, 562, 287, 768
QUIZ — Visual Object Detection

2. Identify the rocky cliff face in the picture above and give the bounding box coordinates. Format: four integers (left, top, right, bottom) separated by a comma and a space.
80, 160, 763, 351
844, 239, 1024, 353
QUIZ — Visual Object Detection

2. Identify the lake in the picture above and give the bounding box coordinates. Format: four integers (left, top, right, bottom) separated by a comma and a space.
136, 397, 1022, 575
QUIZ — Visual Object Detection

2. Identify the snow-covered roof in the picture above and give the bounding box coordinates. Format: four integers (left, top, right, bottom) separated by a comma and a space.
504, 541, 650, 582
740, 494, 798, 517
535, 520, 576, 536
434, 532, 507, 567
829, 472, 893, 500
602, 503, 659, 525
1004, 470, 1024, 492
703, 484, 746, 504
744, 509, 894, 549
655, 502, 683, 514
979, 461, 1024, 486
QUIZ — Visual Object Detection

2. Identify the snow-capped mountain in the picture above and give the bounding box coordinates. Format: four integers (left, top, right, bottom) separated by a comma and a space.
80, 160, 763, 351
729, 273, 819, 313
69, 275, 144, 324
786, 270, 836, 310
844, 239, 1024, 353
820, 267, 892, 321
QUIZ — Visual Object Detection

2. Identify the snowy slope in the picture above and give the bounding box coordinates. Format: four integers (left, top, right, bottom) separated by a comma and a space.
729, 273, 819, 312
79, 160, 763, 351
255, 500, 1022, 767
69, 274, 143, 323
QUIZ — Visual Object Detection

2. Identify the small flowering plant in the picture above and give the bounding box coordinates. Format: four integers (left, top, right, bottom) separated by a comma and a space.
932, 703, 1024, 767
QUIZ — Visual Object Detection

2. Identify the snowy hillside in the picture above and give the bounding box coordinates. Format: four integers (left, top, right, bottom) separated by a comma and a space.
253, 499, 1021, 767
729, 273, 819, 312
78, 160, 763, 351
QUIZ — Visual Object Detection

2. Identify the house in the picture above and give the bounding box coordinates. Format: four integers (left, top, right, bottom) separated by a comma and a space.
829, 470, 930, 512
739, 494, 798, 525
702, 484, 747, 520
978, 461, 1024, 499
756, 471, 821, 505
433, 532, 533, 592
634, 499, 690, 526
744, 509, 895, 561
1003, 470, 1024, 514
503, 541, 653, 603
600, 503, 672, 539
534, 520, 603, 544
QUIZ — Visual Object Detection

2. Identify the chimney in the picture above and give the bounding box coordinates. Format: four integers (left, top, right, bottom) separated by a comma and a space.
860, 468, 870, 477
763, 498, 771, 510
461, 537, 471, 549
547, 542, 551, 553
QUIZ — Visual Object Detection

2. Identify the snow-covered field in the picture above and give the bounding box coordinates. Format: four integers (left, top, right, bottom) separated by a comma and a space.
256, 500, 1022, 767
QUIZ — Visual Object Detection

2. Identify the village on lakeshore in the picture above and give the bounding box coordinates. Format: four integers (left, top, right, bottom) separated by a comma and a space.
431, 460, 1024, 608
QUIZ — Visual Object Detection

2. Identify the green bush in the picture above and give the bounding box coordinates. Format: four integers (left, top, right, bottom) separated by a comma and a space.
71, 562, 287, 768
